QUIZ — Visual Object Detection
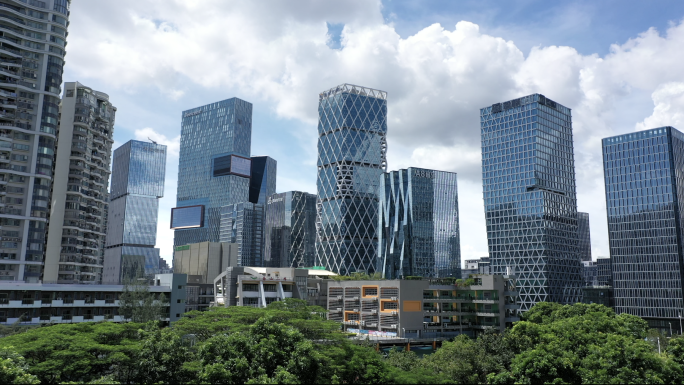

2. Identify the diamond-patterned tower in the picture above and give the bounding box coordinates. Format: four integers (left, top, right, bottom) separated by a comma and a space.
481, 94, 583, 312
315, 84, 388, 275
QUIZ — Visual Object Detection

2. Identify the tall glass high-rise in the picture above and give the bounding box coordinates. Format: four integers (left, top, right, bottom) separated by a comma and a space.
314, 84, 388, 275
577, 212, 592, 262
174, 98, 252, 246
103, 140, 166, 284
481, 93, 583, 311
249, 156, 277, 205
219, 202, 265, 267
378, 168, 461, 279
264, 191, 317, 268
602, 126, 684, 328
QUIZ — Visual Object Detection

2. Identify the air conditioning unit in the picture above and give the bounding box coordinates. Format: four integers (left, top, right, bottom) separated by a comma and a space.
352, 296, 359, 300
391, 311, 398, 315
390, 324, 397, 328
336, 296, 342, 300
390, 297, 397, 301
353, 308, 359, 312
371, 310, 377, 314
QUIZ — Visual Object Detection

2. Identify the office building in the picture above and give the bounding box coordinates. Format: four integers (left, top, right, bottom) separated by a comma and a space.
44, 82, 115, 284
378, 167, 460, 279
462, 257, 490, 279
582, 286, 613, 308
249, 156, 276, 205
596, 257, 612, 286
213, 266, 336, 308
578, 212, 592, 261
481, 93, 583, 311
327, 274, 519, 338
0, 273, 187, 325
219, 202, 265, 267
315, 84, 388, 275
173, 241, 238, 284
102, 140, 166, 284
0, 0, 70, 283
581, 260, 598, 287
172, 98, 252, 246
602, 126, 684, 331
263, 191, 317, 268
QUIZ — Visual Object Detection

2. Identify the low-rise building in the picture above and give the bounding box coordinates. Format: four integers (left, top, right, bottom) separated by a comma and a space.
327, 274, 519, 339
213, 267, 336, 308
173, 242, 238, 284
0, 273, 187, 325
582, 285, 613, 308
461, 257, 490, 279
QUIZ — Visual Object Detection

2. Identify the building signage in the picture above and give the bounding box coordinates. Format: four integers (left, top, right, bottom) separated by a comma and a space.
268, 196, 284, 205
413, 169, 435, 179
183, 110, 202, 118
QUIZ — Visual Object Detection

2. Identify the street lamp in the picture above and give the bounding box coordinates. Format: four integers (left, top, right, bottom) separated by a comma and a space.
679, 313, 682, 336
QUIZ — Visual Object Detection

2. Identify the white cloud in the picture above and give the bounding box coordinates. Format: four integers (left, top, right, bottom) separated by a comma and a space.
65, 1, 684, 262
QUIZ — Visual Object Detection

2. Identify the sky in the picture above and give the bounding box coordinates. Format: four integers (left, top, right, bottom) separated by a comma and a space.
62, 0, 684, 265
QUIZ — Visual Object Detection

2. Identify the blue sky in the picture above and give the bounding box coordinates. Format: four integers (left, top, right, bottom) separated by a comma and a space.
63, 0, 684, 265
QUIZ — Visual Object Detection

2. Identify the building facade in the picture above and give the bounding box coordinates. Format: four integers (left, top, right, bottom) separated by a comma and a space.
263, 191, 317, 268
481, 93, 583, 311
315, 84, 388, 275
581, 260, 598, 287
219, 202, 265, 267
0, 273, 187, 325
173, 98, 252, 247
0, 0, 70, 283
249, 156, 276, 205
596, 257, 612, 286
173, 242, 238, 284
327, 275, 519, 338
44, 82, 115, 284
602, 126, 684, 329
103, 140, 166, 284
378, 167, 460, 279
578, 212, 592, 261
462, 257, 491, 279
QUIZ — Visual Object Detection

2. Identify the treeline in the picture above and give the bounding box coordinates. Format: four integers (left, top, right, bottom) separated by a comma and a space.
0, 300, 683, 384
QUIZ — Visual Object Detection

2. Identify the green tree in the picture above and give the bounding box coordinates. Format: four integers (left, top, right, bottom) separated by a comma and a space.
135, 325, 196, 384
118, 282, 166, 323
0, 347, 39, 384
0, 322, 142, 384
196, 317, 320, 384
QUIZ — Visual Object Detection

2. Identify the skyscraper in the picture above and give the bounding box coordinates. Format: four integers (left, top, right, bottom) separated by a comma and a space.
596, 257, 612, 286
103, 140, 167, 284
378, 167, 461, 279
578, 212, 592, 261
315, 84, 387, 275
481, 93, 583, 311
219, 202, 265, 267
173, 98, 252, 247
249, 156, 276, 205
264, 191, 317, 268
44, 82, 115, 284
0, 0, 70, 283
602, 126, 684, 330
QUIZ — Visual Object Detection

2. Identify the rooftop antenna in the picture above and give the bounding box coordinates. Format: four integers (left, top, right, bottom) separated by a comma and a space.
148, 137, 158, 144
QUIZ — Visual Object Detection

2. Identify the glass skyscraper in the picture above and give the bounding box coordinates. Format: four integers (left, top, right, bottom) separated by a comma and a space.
578, 212, 592, 261
249, 156, 277, 205
315, 84, 387, 275
174, 98, 252, 246
596, 257, 612, 286
103, 140, 166, 284
219, 202, 264, 267
378, 168, 460, 279
602, 126, 684, 328
264, 191, 317, 268
481, 93, 583, 311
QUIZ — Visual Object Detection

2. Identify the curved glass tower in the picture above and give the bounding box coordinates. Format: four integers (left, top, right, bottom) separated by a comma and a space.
314, 84, 387, 275
378, 168, 460, 279
481, 93, 583, 311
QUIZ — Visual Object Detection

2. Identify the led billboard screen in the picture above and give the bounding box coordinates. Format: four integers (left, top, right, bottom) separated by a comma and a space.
170, 205, 204, 229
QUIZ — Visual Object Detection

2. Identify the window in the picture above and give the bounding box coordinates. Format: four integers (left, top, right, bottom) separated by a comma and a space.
263, 284, 277, 292
242, 284, 258, 292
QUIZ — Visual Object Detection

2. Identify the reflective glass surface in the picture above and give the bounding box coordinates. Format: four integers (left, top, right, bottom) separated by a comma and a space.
577, 212, 592, 262
596, 257, 613, 286
314, 84, 388, 275
581, 260, 597, 286
379, 168, 460, 279
170, 206, 204, 229
219, 202, 265, 267
249, 156, 277, 205
110, 140, 166, 200
602, 126, 683, 319
264, 191, 317, 268
174, 98, 252, 246
481, 93, 583, 311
